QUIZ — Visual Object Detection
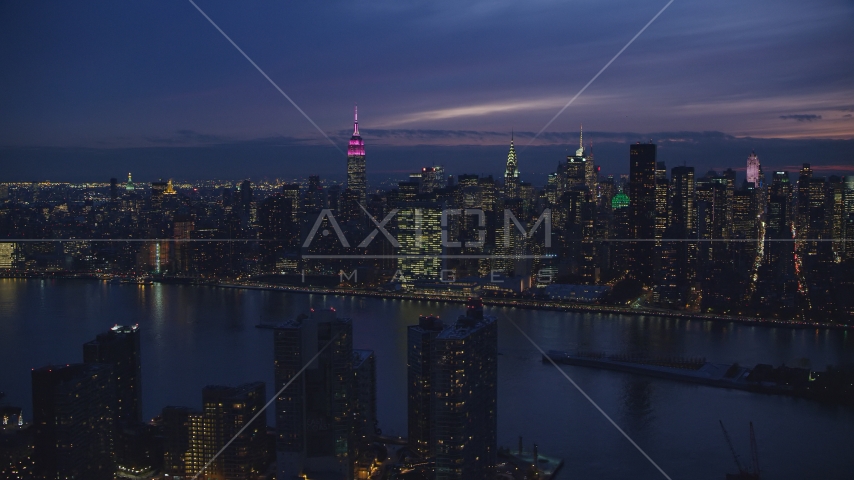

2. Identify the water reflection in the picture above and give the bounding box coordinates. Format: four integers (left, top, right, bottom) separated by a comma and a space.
0, 279, 852, 479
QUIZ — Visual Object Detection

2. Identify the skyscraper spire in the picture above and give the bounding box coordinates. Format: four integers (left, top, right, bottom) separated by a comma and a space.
580, 124, 583, 152
504, 133, 519, 198
505, 135, 518, 178
353, 104, 359, 136
347, 106, 366, 205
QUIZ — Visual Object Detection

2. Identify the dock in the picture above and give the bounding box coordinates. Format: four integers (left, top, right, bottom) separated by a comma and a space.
543, 350, 777, 393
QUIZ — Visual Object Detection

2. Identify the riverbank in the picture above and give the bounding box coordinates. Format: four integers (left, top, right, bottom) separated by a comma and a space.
216, 281, 853, 331
2, 272, 849, 330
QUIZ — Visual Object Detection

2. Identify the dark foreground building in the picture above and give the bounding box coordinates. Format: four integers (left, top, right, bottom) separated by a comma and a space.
407, 298, 498, 480
83, 324, 142, 425
274, 309, 355, 480
32, 363, 116, 480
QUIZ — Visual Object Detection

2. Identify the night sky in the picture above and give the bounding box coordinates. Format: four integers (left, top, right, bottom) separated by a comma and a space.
1, 1, 852, 182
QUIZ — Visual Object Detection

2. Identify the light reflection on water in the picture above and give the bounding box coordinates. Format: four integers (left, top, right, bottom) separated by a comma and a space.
0, 278, 852, 479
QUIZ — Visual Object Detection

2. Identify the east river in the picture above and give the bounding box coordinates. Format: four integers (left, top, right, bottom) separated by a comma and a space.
1, 279, 853, 479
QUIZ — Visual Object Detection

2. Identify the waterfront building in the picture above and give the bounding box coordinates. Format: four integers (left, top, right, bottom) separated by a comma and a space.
274, 309, 355, 480
397, 202, 443, 282
83, 324, 142, 425
659, 166, 698, 308
407, 315, 445, 457
432, 298, 498, 480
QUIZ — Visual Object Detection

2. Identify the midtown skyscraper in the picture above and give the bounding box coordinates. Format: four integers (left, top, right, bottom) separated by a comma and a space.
346, 106, 367, 206
746, 150, 762, 188
504, 134, 519, 198
628, 142, 658, 284
671, 166, 696, 237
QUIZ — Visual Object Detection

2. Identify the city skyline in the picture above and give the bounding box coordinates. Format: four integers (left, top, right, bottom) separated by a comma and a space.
1, 1, 853, 181
2, 2, 854, 479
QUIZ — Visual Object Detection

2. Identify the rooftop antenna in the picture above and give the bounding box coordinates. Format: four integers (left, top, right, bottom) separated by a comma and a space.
353, 104, 359, 135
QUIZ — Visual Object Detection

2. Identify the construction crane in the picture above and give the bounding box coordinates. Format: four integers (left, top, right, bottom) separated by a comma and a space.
719, 420, 760, 480
749, 422, 761, 478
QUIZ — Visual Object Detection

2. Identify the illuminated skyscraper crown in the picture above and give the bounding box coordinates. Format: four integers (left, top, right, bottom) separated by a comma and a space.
348, 105, 365, 156
505, 132, 518, 178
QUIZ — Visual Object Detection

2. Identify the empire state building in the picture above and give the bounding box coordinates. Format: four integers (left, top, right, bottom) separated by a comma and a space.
347, 106, 367, 205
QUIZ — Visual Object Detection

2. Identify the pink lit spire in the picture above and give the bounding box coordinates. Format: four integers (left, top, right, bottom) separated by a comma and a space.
348, 104, 365, 156
353, 104, 360, 136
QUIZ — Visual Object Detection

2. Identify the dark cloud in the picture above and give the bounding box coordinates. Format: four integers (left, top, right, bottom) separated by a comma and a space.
779, 114, 823, 122
144, 130, 233, 146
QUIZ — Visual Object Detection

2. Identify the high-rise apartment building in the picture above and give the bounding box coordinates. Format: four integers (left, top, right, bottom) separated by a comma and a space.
432, 298, 498, 480
274, 309, 354, 480
352, 350, 377, 441
161, 405, 199, 477
407, 315, 445, 457
185, 383, 267, 480
32, 364, 116, 480
352, 350, 378, 480
83, 324, 142, 425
